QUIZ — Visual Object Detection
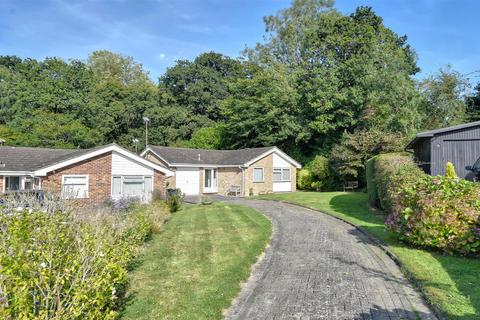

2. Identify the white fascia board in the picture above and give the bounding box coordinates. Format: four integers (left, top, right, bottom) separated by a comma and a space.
35, 145, 174, 177
0, 171, 35, 176
140, 147, 172, 166
244, 147, 302, 168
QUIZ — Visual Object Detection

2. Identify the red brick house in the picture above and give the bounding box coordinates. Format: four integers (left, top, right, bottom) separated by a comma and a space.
0, 144, 173, 206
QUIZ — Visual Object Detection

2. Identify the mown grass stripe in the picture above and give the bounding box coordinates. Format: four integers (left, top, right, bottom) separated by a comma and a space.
122, 202, 271, 320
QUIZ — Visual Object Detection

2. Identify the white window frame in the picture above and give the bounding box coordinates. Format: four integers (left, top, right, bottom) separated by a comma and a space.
61, 175, 89, 199
273, 168, 291, 182
253, 167, 264, 183
3, 175, 42, 192
110, 175, 153, 198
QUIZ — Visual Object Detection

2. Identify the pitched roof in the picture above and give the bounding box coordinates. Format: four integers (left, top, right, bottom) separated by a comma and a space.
406, 121, 480, 149
0, 146, 88, 172
415, 121, 480, 138
145, 146, 276, 166
0, 144, 173, 176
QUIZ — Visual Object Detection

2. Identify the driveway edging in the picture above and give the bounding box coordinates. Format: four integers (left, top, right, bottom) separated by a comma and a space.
254, 198, 446, 320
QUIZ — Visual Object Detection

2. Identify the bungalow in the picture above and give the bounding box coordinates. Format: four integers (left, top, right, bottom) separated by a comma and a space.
406, 121, 480, 180
0, 144, 173, 206
141, 146, 301, 196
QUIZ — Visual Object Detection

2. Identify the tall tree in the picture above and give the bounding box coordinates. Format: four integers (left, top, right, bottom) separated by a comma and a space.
418, 66, 470, 130
222, 65, 307, 153
87, 50, 151, 85
159, 52, 245, 122
466, 82, 480, 122
246, 1, 422, 154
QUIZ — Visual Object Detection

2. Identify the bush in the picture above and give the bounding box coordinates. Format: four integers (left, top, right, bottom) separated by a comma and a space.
0, 198, 169, 319
297, 155, 330, 191
366, 153, 423, 211
386, 175, 480, 255
166, 188, 184, 213
368, 155, 480, 255
445, 161, 457, 178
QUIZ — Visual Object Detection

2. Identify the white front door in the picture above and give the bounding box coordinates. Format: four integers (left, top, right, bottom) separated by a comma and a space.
175, 168, 200, 195
204, 168, 218, 193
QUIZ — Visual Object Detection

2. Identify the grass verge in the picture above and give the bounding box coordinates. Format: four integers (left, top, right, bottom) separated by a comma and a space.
255, 191, 480, 320
121, 202, 271, 320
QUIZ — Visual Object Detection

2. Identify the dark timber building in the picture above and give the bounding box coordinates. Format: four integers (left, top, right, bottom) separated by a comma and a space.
406, 121, 480, 180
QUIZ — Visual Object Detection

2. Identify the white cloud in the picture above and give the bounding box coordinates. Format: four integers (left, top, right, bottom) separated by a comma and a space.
157, 53, 166, 60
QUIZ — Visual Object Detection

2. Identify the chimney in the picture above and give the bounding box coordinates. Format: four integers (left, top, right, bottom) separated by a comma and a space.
197, 153, 201, 161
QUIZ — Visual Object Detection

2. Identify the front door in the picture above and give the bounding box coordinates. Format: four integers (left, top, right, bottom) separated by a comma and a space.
204, 168, 218, 193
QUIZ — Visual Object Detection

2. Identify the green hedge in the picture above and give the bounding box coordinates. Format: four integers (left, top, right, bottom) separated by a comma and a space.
365, 153, 422, 211
0, 202, 168, 319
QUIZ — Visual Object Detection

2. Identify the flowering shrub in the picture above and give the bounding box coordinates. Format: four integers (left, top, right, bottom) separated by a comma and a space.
0, 197, 168, 319
367, 154, 480, 255
386, 175, 480, 255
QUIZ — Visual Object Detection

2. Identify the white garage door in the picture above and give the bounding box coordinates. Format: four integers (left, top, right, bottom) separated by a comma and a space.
273, 182, 291, 192
175, 167, 200, 195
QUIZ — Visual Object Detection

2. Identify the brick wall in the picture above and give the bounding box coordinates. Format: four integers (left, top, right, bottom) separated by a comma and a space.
217, 167, 242, 195
145, 152, 174, 187
42, 153, 112, 207
244, 154, 297, 196
245, 154, 274, 195
153, 169, 166, 196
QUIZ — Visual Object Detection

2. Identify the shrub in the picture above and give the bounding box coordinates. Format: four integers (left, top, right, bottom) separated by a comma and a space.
386, 175, 480, 255
297, 155, 330, 191
330, 129, 407, 185
166, 188, 184, 213
0, 198, 169, 319
366, 153, 423, 211
297, 168, 313, 190
445, 161, 457, 178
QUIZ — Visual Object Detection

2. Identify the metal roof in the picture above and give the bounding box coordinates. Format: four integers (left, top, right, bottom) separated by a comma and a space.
406, 121, 480, 149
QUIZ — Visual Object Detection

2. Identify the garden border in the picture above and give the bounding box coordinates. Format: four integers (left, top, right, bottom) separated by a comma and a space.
254, 198, 447, 320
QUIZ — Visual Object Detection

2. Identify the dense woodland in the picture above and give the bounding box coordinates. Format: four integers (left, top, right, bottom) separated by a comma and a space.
1, 0, 479, 185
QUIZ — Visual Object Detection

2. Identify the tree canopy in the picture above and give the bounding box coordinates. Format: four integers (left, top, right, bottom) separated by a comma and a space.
0, 0, 476, 186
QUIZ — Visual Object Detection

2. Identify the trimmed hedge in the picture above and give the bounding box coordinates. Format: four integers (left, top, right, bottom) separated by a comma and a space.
366, 153, 422, 211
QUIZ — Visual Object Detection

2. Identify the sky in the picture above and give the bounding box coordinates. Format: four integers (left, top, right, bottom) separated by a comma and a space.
1, 0, 479, 82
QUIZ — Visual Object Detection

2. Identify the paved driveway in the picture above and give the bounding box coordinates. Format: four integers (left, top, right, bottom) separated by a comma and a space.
224, 200, 437, 320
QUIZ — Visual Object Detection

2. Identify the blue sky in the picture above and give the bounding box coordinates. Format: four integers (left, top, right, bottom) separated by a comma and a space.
1, 0, 479, 82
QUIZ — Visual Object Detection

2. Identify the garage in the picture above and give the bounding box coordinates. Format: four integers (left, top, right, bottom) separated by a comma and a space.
175, 167, 200, 195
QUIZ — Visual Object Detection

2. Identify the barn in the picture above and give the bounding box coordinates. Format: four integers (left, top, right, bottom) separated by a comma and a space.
406, 121, 480, 180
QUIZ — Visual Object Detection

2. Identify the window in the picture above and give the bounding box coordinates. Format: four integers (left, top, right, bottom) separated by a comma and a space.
4, 176, 20, 191
111, 176, 153, 198
4, 176, 41, 192
273, 168, 291, 182
62, 175, 88, 199
253, 168, 264, 182
204, 168, 218, 189
123, 176, 144, 196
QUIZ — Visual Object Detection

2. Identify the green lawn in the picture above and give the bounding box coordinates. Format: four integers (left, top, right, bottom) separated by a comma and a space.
121, 202, 271, 320
256, 191, 480, 320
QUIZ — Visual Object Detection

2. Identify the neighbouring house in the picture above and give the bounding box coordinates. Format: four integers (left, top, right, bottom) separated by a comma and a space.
141, 146, 301, 196
406, 121, 480, 180
0, 143, 173, 206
